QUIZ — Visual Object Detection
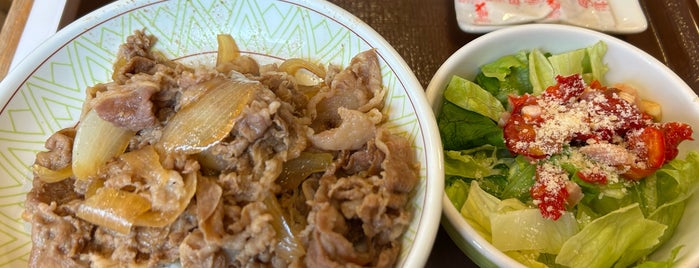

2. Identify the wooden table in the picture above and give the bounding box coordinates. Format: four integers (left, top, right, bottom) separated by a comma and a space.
323, 0, 699, 267
0, 0, 74, 80
34, 0, 699, 267
0, 0, 33, 79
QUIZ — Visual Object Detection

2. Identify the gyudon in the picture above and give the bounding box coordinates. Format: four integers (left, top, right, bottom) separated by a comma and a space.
23, 31, 419, 267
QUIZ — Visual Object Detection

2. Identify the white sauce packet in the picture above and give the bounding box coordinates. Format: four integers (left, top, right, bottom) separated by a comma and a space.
455, 0, 625, 32
455, 0, 554, 25
559, 0, 616, 30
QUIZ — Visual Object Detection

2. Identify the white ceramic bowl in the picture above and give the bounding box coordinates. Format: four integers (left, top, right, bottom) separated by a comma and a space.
425, 24, 699, 267
0, 0, 443, 266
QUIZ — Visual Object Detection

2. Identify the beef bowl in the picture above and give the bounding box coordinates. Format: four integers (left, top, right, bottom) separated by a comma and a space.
426, 24, 699, 268
0, 0, 443, 267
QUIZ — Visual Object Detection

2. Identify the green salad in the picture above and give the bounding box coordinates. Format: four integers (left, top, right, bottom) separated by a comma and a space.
440, 41, 699, 268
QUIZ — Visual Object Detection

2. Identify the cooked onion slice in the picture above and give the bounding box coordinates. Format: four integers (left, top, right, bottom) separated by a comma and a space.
111, 146, 198, 228
76, 187, 151, 234
32, 164, 72, 183
277, 152, 333, 190
134, 171, 197, 228
118, 145, 171, 186
85, 178, 105, 199
216, 34, 240, 70
279, 58, 326, 79
196, 175, 224, 243
264, 193, 305, 265
158, 77, 257, 154
72, 109, 135, 180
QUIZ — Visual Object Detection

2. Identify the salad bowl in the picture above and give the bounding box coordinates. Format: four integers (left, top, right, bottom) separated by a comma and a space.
426, 24, 699, 267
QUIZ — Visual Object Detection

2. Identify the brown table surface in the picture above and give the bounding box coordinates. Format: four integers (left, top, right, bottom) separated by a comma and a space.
72, 0, 699, 267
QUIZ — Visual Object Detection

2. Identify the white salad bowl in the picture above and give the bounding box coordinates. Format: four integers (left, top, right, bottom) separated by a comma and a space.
0, 0, 443, 267
425, 24, 699, 267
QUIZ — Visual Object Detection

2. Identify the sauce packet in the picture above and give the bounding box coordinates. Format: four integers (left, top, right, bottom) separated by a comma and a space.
455, 0, 554, 25
455, 0, 630, 32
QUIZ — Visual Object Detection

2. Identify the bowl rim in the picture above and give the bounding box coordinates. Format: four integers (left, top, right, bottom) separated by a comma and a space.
426, 23, 698, 267
0, 0, 443, 267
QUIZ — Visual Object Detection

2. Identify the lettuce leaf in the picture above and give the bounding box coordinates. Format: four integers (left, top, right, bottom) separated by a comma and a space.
481, 54, 526, 81
586, 41, 608, 84
637, 151, 699, 258
476, 51, 532, 106
460, 181, 500, 241
437, 101, 504, 150
501, 155, 536, 200
548, 48, 586, 78
548, 41, 607, 84
445, 178, 471, 211
633, 246, 683, 268
528, 41, 608, 95
556, 204, 667, 268
528, 48, 555, 95
491, 209, 578, 254
507, 251, 549, 268
444, 75, 506, 122
444, 145, 533, 201
444, 145, 509, 179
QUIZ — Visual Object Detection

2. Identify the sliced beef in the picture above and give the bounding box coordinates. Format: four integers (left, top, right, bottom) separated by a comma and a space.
303, 129, 418, 268
112, 30, 158, 84
309, 107, 382, 151
24, 177, 89, 267
257, 71, 308, 112
342, 139, 384, 176
308, 49, 387, 132
91, 80, 160, 131
24, 178, 79, 215
179, 230, 226, 267
26, 202, 92, 268
34, 128, 75, 170
376, 129, 419, 194
87, 209, 197, 266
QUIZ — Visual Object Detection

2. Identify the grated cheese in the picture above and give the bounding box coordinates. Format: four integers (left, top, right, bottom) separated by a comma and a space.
514, 82, 650, 158
507, 77, 663, 209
